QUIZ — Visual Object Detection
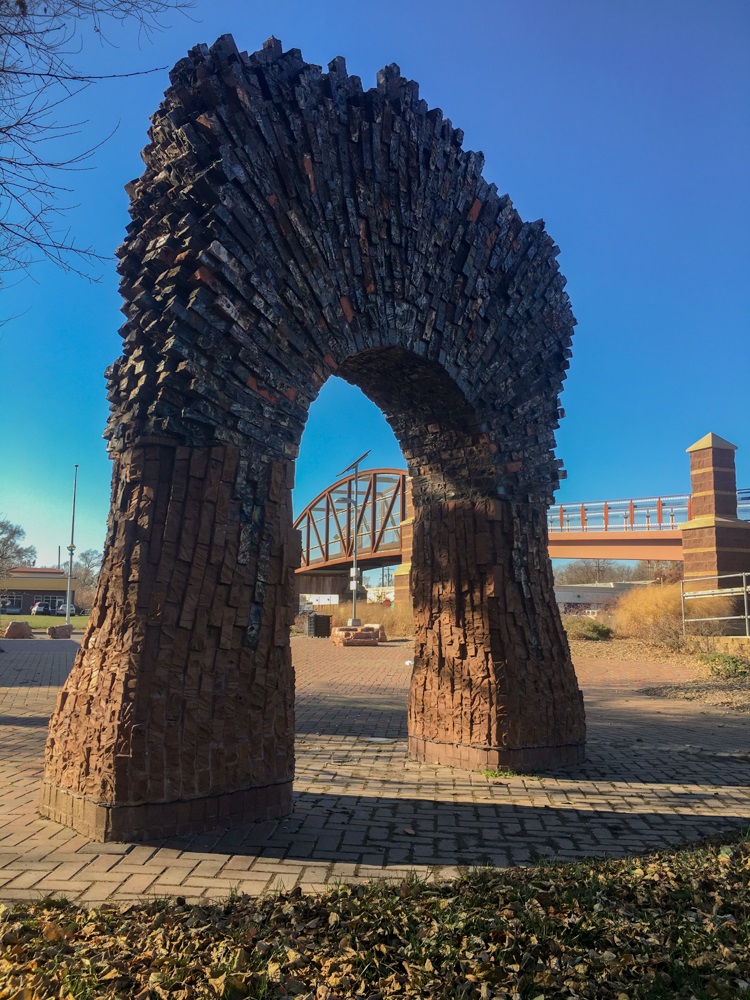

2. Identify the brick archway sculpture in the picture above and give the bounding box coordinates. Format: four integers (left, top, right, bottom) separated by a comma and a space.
41, 36, 585, 841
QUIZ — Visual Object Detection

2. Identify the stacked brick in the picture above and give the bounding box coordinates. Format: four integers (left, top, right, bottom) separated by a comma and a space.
330, 625, 381, 647
364, 623, 388, 641
42, 444, 298, 839
409, 499, 585, 771
681, 434, 750, 591
42, 34, 584, 840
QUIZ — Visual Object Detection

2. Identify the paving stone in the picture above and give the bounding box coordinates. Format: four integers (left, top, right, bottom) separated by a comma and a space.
0, 638, 749, 903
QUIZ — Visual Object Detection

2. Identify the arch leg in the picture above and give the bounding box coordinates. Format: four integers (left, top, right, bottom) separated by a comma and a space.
40, 443, 297, 840
408, 499, 585, 771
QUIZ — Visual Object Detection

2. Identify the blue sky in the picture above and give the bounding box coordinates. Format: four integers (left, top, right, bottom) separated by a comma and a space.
0, 0, 748, 567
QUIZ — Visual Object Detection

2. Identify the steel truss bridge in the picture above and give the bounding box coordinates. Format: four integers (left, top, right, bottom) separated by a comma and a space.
294, 469, 407, 573
293, 469, 750, 574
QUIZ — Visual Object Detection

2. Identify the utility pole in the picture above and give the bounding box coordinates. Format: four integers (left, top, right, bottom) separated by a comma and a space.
65, 465, 78, 626
337, 450, 371, 626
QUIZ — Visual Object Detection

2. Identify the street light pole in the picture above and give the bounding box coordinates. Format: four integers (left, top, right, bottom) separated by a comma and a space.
65, 464, 78, 626
337, 450, 371, 627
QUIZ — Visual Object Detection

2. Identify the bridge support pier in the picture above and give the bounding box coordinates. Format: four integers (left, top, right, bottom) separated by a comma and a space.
407, 498, 585, 771
681, 433, 750, 590
392, 513, 413, 610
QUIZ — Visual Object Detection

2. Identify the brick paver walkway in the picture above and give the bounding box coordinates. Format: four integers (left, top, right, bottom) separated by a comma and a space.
0, 636, 748, 904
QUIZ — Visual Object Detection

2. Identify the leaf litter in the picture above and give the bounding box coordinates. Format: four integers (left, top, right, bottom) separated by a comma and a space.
0, 834, 748, 999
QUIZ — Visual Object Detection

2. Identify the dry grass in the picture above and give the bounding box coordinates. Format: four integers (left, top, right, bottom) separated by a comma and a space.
639, 650, 750, 714
641, 675, 750, 714
298, 602, 415, 639
567, 636, 702, 667
612, 583, 734, 650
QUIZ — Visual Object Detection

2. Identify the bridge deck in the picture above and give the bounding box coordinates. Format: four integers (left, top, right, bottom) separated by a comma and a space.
294, 470, 749, 573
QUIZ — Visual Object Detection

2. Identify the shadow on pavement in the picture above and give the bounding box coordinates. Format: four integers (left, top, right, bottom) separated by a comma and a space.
149, 787, 750, 868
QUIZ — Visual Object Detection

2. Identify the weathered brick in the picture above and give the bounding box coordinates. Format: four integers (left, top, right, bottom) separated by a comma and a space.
42, 35, 583, 840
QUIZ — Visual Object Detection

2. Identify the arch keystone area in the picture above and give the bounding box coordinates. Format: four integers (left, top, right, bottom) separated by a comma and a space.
41, 35, 585, 841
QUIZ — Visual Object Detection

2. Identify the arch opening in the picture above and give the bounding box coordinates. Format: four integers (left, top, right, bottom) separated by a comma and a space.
293, 372, 408, 606
337, 346, 498, 505
40, 35, 585, 841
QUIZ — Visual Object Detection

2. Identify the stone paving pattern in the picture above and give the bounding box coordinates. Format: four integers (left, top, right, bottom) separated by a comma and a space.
2, 636, 749, 905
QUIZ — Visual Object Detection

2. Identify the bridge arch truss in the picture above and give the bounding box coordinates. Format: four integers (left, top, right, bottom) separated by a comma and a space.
295, 469, 408, 571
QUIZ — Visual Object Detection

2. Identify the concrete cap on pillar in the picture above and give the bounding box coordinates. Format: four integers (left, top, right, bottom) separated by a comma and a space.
686, 432, 737, 453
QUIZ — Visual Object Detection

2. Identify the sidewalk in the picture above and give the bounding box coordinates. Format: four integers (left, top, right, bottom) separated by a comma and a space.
0, 636, 748, 904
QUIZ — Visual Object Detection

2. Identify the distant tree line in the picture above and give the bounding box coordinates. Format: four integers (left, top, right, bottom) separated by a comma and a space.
554, 559, 682, 586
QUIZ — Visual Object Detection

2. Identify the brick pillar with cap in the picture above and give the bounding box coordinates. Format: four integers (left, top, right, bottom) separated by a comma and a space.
681, 433, 750, 590
393, 478, 414, 609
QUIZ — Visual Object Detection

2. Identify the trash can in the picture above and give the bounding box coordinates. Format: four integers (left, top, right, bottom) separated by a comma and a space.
307, 613, 332, 638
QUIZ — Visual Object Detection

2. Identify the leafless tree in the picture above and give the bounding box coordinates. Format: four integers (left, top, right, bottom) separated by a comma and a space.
555, 558, 682, 585
555, 559, 630, 585
73, 546, 101, 587
0, 517, 36, 578
0, 0, 191, 280
71, 546, 102, 609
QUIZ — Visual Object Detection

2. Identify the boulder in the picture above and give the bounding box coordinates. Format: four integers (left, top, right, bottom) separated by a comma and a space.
4, 620, 33, 639
47, 624, 73, 639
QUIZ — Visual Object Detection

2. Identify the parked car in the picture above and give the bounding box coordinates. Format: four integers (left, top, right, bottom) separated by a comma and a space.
56, 604, 76, 617
31, 603, 51, 615
0, 604, 22, 615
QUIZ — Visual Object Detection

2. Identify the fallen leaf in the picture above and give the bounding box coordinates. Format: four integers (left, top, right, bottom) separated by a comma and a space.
41, 922, 65, 943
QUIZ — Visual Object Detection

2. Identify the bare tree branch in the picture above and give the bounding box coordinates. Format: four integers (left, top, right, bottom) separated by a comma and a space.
0, 0, 193, 280
0, 517, 36, 578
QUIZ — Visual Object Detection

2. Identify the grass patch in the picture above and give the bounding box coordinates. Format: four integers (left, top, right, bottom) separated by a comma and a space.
481, 768, 541, 781
0, 614, 88, 631
698, 651, 750, 678
1, 833, 748, 998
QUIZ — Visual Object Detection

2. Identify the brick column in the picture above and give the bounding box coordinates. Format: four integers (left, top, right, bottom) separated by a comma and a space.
40, 443, 298, 841
681, 433, 750, 591
407, 498, 585, 771
393, 478, 414, 609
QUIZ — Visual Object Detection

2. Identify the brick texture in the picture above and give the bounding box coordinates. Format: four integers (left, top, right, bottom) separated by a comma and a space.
42, 34, 584, 839
682, 437, 750, 590
408, 499, 585, 769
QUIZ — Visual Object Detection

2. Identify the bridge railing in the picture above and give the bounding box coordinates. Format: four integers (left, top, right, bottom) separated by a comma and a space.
294, 469, 407, 569
296, 474, 750, 568
548, 490, 750, 534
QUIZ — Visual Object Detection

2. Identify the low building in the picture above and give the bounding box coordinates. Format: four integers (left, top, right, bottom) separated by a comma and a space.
554, 581, 647, 613
0, 567, 75, 614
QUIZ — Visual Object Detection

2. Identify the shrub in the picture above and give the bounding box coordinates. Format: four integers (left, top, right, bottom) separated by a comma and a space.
698, 652, 750, 678
562, 616, 613, 641
613, 583, 735, 650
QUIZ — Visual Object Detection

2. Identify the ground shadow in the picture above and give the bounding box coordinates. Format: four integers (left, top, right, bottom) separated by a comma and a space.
146, 787, 750, 868
0, 715, 50, 728
295, 694, 407, 738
